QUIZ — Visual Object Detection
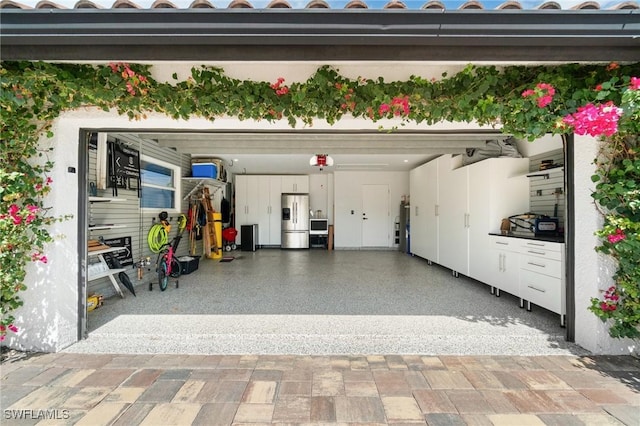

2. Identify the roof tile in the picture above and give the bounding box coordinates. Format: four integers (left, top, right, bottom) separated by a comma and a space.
1, 0, 638, 10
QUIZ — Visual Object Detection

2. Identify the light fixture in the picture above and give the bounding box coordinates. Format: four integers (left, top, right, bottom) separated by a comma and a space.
309, 154, 334, 172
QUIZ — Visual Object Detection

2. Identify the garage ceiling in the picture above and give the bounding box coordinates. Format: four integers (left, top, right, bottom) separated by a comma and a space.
137, 130, 503, 174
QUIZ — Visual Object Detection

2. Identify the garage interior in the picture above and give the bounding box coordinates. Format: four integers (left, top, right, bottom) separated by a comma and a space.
75, 127, 582, 356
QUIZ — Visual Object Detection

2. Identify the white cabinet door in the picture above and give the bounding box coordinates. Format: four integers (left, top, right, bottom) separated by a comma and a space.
467, 158, 529, 283
269, 176, 282, 245
488, 236, 520, 296
438, 158, 469, 275
409, 166, 425, 258
258, 177, 272, 246
235, 175, 261, 243
282, 176, 309, 193
409, 158, 439, 261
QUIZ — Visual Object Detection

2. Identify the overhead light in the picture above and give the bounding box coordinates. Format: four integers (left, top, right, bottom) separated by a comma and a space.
233, 158, 239, 162
404, 159, 409, 163
310, 154, 334, 172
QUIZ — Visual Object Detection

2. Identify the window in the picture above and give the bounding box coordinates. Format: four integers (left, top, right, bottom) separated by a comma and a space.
140, 155, 181, 211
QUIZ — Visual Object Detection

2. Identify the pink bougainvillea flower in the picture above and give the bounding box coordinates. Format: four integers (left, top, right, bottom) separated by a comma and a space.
607, 228, 626, 244
0, 335, 5, 342
46, 177, 53, 185
630, 77, 640, 91
522, 83, 555, 108
537, 95, 553, 108
562, 101, 623, 137
391, 96, 410, 116
536, 83, 555, 96
126, 82, 136, 96
606, 62, 620, 71
8, 324, 18, 333
595, 84, 603, 91
0, 325, 5, 332
378, 103, 391, 116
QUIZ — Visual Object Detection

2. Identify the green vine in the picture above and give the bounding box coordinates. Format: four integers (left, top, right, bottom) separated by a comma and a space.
1, 61, 639, 342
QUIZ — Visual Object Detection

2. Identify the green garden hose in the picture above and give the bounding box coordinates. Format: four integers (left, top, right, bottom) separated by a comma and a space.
147, 222, 169, 253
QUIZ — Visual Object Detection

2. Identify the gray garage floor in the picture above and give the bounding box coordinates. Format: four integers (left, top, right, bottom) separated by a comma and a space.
67, 250, 587, 356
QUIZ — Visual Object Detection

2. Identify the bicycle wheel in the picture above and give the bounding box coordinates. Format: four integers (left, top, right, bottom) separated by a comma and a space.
169, 257, 181, 278
158, 257, 169, 291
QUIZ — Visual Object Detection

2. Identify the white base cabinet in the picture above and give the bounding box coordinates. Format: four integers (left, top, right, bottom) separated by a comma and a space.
489, 235, 521, 300
488, 235, 565, 324
518, 239, 565, 325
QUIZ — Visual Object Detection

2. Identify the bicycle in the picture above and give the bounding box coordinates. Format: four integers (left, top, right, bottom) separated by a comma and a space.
151, 214, 186, 292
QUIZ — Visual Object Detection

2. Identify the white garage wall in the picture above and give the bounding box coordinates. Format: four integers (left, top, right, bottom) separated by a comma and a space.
573, 135, 637, 355
334, 171, 409, 249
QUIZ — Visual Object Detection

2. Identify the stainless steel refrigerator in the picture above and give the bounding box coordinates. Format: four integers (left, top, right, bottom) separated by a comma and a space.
281, 193, 309, 249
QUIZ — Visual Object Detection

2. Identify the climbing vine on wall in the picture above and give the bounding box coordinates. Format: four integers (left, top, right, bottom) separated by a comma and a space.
1, 61, 639, 342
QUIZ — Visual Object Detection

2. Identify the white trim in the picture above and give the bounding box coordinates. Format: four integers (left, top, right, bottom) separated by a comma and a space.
140, 154, 181, 213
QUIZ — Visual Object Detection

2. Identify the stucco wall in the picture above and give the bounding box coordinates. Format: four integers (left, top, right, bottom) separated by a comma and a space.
573, 135, 638, 355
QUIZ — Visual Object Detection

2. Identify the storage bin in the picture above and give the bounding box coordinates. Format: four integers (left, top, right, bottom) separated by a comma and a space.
192, 163, 217, 179
178, 256, 200, 274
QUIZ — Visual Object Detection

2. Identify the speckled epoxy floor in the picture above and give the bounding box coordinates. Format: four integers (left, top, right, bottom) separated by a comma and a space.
69, 250, 586, 355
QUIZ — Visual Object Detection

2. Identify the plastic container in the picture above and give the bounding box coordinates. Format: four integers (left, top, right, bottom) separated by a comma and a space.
192, 163, 217, 179
178, 256, 200, 274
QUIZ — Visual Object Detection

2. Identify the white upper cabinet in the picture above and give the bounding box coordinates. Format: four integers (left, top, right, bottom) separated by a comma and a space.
281, 175, 309, 193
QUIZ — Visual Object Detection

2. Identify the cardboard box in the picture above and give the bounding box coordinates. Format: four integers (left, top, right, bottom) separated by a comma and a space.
178, 256, 200, 275
192, 163, 217, 179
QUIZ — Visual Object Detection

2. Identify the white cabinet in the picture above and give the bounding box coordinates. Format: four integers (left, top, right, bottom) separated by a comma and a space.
410, 156, 529, 279
438, 157, 469, 276
235, 175, 261, 243
488, 236, 520, 299
281, 175, 309, 193
467, 158, 530, 283
409, 159, 438, 262
258, 176, 282, 246
518, 240, 565, 325
235, 175, 293, 246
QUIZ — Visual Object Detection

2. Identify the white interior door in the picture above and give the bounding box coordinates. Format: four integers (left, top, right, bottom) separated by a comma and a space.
362, 184, 389, 247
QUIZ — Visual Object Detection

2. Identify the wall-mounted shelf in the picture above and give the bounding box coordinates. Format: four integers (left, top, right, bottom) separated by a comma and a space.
88, 246, 126, 257
182, 177, 226, 200
89, 224, 127, 231
89, 196, 127, 203
87, 249, 126, 298
525, 167, 564, 179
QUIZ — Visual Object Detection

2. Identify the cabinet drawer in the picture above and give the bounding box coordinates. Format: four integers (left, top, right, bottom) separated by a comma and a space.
489, 236, 518, 251
520, 239, 563, 253
520, 269, 561, 314
520, 255, 562, 277
520, 247, 562, 261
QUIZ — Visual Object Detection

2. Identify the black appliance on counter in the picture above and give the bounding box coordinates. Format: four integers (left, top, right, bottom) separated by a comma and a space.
509, 213, 559, 237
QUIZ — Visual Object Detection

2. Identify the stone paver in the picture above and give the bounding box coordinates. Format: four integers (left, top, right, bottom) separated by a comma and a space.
0, 354, 637, 425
